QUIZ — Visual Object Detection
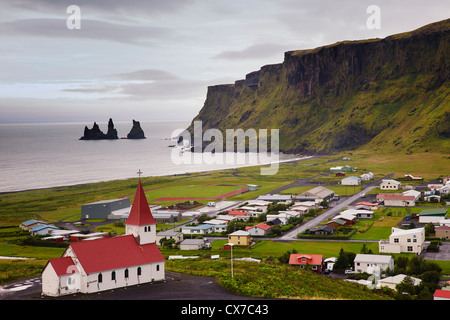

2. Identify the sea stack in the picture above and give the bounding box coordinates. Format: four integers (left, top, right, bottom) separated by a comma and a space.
79, 118, 119, 140
127, 120, 146, 139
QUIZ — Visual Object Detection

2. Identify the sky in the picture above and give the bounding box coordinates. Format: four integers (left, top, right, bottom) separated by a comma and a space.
0, 0, 448, 123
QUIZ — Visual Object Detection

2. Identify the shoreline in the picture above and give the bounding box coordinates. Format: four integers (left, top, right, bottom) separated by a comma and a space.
0, 155, 316, 195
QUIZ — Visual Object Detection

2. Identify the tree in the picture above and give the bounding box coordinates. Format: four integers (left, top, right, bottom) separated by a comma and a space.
279, 249, 297, 264
395, 276, 417, 299
360, 244, 373, 254
424, 223, 435, 236
334, 248, 356, 270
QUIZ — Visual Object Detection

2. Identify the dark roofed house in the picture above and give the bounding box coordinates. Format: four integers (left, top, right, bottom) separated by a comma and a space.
309, 225, 335, 236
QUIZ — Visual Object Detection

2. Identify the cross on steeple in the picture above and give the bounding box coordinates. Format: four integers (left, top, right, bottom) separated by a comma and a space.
137, 169, 143, 180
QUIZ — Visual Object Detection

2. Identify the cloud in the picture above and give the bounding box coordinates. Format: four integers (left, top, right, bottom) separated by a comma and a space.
112, 69, 180, 81
213, 43, 287, 60
61, 68, 207, 101
5, 0, 198, 17
0, 18, 172, 45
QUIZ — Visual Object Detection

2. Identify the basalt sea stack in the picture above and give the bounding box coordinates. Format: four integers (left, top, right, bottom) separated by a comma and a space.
80, 118, 119, 140
127, 119, 146, 139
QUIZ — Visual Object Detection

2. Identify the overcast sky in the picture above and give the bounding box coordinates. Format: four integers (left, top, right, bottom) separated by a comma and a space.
0, 0, 448, 123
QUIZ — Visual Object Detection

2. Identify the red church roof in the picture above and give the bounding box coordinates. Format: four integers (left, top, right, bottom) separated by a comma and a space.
69, 234, 164, 274
47, 256, 78, 276
125, 180, 156, 226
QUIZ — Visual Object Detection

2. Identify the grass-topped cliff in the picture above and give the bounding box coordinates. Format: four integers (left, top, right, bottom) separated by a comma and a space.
188, 19, 450, 154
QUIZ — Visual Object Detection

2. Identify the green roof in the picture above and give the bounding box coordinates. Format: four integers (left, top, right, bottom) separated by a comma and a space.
419, 208, 447, 216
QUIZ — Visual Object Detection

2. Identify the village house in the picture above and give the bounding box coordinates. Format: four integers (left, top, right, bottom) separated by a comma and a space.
266, 210, 301, 225
325, 218, 347, 230
181, 224, 213, 235
30, 224, 59, 236
378, 274, 421, 290
256, 194, 292, 202
361, 172, 374, 181
404, 174, 423, 181
434, 289, 450, 300
289, 254, 324, 273
245, 223, 271, 236
330, 165, 353, 173
228, 230, 252, 246
379, 227, 425, 254
376, 193, 415, 207
380, 179, 401, 190
354, 254, 394, 275
337, 209, 374, 220
402, 189, 421, 201
42, 180, 165, 297
70, 232, 108, 242
20, 219, 47, 231
294, 186, 335, 203
341, 176, 361, 186
435, 225, 450, 240
180, 239, 204, 250
156, 230, 183, 246
308, 225, 335, 236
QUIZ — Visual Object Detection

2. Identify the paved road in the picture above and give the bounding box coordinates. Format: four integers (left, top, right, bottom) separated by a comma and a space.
280, 185, 378, 240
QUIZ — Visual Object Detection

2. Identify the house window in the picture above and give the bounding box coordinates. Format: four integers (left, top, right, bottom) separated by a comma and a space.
137, 267, 142, 276
413, 239, 417, 242
98, 273, 103, 283
407, 239, 411, 242
125, 269, 129, 278
407, 246, 413, 252
394, 238, 399, 243
111, 271, 116, 281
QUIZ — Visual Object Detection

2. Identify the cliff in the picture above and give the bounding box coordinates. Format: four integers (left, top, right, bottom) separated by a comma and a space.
188, 19, 450, 154
127, 119, 146, 139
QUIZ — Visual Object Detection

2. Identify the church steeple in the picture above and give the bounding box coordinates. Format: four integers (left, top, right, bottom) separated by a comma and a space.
125, 177, 156, 245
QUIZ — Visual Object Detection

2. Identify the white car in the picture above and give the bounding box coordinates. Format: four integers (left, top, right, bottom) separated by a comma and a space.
345, 269, 355, 275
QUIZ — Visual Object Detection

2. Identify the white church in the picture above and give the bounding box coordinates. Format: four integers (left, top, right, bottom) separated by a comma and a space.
41, 180, 165, 297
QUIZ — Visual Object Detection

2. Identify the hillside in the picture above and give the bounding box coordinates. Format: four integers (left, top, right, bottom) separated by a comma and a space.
187, 19, 450, 154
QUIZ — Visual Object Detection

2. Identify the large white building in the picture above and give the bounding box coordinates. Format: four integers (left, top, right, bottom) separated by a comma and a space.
380, 179, 401, 190
379, 227, 425, 254
42, 181, 165, 297
354, 254, 394, 274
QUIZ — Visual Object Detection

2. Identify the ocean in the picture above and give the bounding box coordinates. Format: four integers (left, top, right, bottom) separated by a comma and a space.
0, 121, 302, 193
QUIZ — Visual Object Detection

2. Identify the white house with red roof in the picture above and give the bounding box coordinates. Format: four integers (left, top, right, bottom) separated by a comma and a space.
42, 181, 165, 297
289, 254, 324, 273
245, 223, 271, 236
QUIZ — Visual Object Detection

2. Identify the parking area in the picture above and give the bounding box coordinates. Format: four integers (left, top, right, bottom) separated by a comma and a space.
423, 242, 450, 261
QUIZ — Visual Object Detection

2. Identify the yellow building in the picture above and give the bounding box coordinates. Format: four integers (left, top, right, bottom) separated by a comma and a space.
228, 230, 252, 246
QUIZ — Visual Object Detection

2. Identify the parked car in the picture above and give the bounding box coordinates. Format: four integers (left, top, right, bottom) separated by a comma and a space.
323, 269, 331, 274
344, 269, 355, 275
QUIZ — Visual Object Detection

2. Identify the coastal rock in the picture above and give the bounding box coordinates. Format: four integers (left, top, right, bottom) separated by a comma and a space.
127, 120, 146, 139
79, 118, 118, 140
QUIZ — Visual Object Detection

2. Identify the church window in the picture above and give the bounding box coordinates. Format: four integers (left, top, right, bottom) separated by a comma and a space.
125, 269, 129, 278
137, 267, 141, 276
156, 264, 160, 272
111, 271, 116, 281
98, 273, 103, 283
